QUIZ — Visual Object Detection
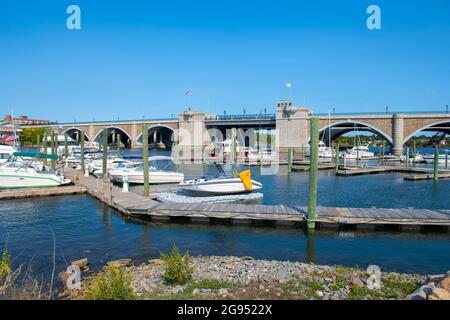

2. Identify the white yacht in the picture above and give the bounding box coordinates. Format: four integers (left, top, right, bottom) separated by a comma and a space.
0, 145, 15, 164
0, 152, 70, 189
423, 151, 449, 164
345, 145, 375, 159
305, 141, 335, 158
109, 156, 184, 184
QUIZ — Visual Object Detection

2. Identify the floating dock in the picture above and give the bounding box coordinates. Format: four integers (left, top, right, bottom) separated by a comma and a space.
337, 166, 450, 177
63, 168, 450, 230
0, 185, 87, 200
404, 173, 450, 181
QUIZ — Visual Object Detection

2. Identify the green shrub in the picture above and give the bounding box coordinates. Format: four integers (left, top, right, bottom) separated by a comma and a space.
84, 265, 135, 300
160, 244, 194, 285
0, 250, 12, 280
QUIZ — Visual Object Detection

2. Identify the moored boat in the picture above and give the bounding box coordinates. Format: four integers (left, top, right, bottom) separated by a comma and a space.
0, 152, 70, 189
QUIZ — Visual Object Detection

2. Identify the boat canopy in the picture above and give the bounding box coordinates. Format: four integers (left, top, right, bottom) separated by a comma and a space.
13, 152, 58, 160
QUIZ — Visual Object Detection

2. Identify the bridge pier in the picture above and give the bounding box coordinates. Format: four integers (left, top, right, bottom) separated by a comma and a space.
392, 114, 404, 156
276, 104, 310, 156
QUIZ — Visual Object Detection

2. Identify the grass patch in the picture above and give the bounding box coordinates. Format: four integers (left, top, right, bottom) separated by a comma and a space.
193, 278, 239, 290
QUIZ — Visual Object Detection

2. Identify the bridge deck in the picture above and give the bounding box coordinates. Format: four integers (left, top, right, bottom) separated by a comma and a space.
63, 168, 450, 228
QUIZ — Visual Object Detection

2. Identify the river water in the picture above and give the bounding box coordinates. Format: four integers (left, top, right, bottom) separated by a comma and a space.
0, 148, 449, 285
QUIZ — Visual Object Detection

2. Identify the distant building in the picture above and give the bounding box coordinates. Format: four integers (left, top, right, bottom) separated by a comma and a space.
3, 115, 49, 125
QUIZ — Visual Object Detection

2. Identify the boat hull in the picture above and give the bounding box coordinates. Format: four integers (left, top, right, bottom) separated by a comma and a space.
178, 178, 263, 197
0, 174, 64, 189
110, 171, 184, 184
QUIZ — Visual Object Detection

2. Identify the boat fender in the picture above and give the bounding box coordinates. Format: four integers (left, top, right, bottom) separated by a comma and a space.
239, 170, 253, 191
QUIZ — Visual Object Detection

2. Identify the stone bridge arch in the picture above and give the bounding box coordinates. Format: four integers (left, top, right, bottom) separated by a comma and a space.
62, 127, 90, 142
136, 124, 175, 149
403, 119, 450, 145
92, 126, 133, 148
317, 120, 393, 147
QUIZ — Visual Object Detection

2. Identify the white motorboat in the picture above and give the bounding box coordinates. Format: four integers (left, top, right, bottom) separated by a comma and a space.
345, 145, 375, 159
0, 145, 15, 164
0, 152, 70, 189
88, 156, 130, 174
178, 164, 263, 197
109, 156, 184, 184
178, 177, 262, 196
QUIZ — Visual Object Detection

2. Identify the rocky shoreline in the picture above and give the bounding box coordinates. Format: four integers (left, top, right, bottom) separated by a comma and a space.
62, 256, 450, 300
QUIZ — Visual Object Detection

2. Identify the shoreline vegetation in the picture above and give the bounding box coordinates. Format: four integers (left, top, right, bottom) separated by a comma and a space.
1, 246, 449, 300
52, 246, 449, 301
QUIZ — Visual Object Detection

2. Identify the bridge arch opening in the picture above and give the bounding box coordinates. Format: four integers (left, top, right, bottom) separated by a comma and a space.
93, 127, 132, 148
318, 121, 393, 148
63, 128, 90, 142
136, 125, 174, 150
403, 120, 450, 148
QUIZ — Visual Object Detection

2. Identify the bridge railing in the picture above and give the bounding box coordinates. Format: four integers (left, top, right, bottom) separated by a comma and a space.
314, 110, 449, 116
207, 114, 276, 121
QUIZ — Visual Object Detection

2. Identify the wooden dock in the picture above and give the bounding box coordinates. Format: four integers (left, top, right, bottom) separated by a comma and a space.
404, 173, 450, 181
63, 168, 450, 230
0, 185, 86, 200
337, 166, 450, 177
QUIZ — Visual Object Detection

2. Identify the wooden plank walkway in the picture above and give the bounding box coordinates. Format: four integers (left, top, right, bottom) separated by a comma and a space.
0, 185, 86, 200
64, 168, 450, 228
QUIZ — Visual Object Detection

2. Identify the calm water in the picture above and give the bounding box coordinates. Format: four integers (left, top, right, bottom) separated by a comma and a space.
1, 148, 449, 285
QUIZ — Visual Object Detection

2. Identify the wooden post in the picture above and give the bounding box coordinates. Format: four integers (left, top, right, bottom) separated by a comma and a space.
434, 148, 439, 182
80, 130, 85, 173
405, 147, 409, 168
335, 145, 340, 172
64, 132, 68, 159
231, 128, 237, 177
287, 148, 293, 173
301, 144, 305, 160
50, 131, 56, 170
307, 118, 319, 230
381, 143, 385, 164
102, 128, 108, 182
413, 141, 416, 166
116, 133, 121, 153
445, 152, 448, 170
172, 131, 180, 173
36, 134, 40, 150
42, 130, 48, 165
142, 123, 150, 197
356, 136, 360, 165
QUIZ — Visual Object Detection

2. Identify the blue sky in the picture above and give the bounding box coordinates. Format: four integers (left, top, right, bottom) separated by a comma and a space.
0, 0, 449, 122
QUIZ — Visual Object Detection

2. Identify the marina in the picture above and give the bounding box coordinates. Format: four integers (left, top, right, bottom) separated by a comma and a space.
1, 1, 450, 302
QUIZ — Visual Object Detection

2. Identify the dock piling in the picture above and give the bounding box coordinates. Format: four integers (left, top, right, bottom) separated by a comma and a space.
117, 133, 121, 153
50, 131, 56, 170
335, 145, 339, 172
64, 132, 68, 159
231, 128, 237, 177
142, 123, 150, 197
445, 152, 448, 170
287, 148, 293, 173
307, 118, 319, 230
81, 130, 86, 173
434, 148, 439, 182
102, 128, 107, 182
405, 147, 410, 167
